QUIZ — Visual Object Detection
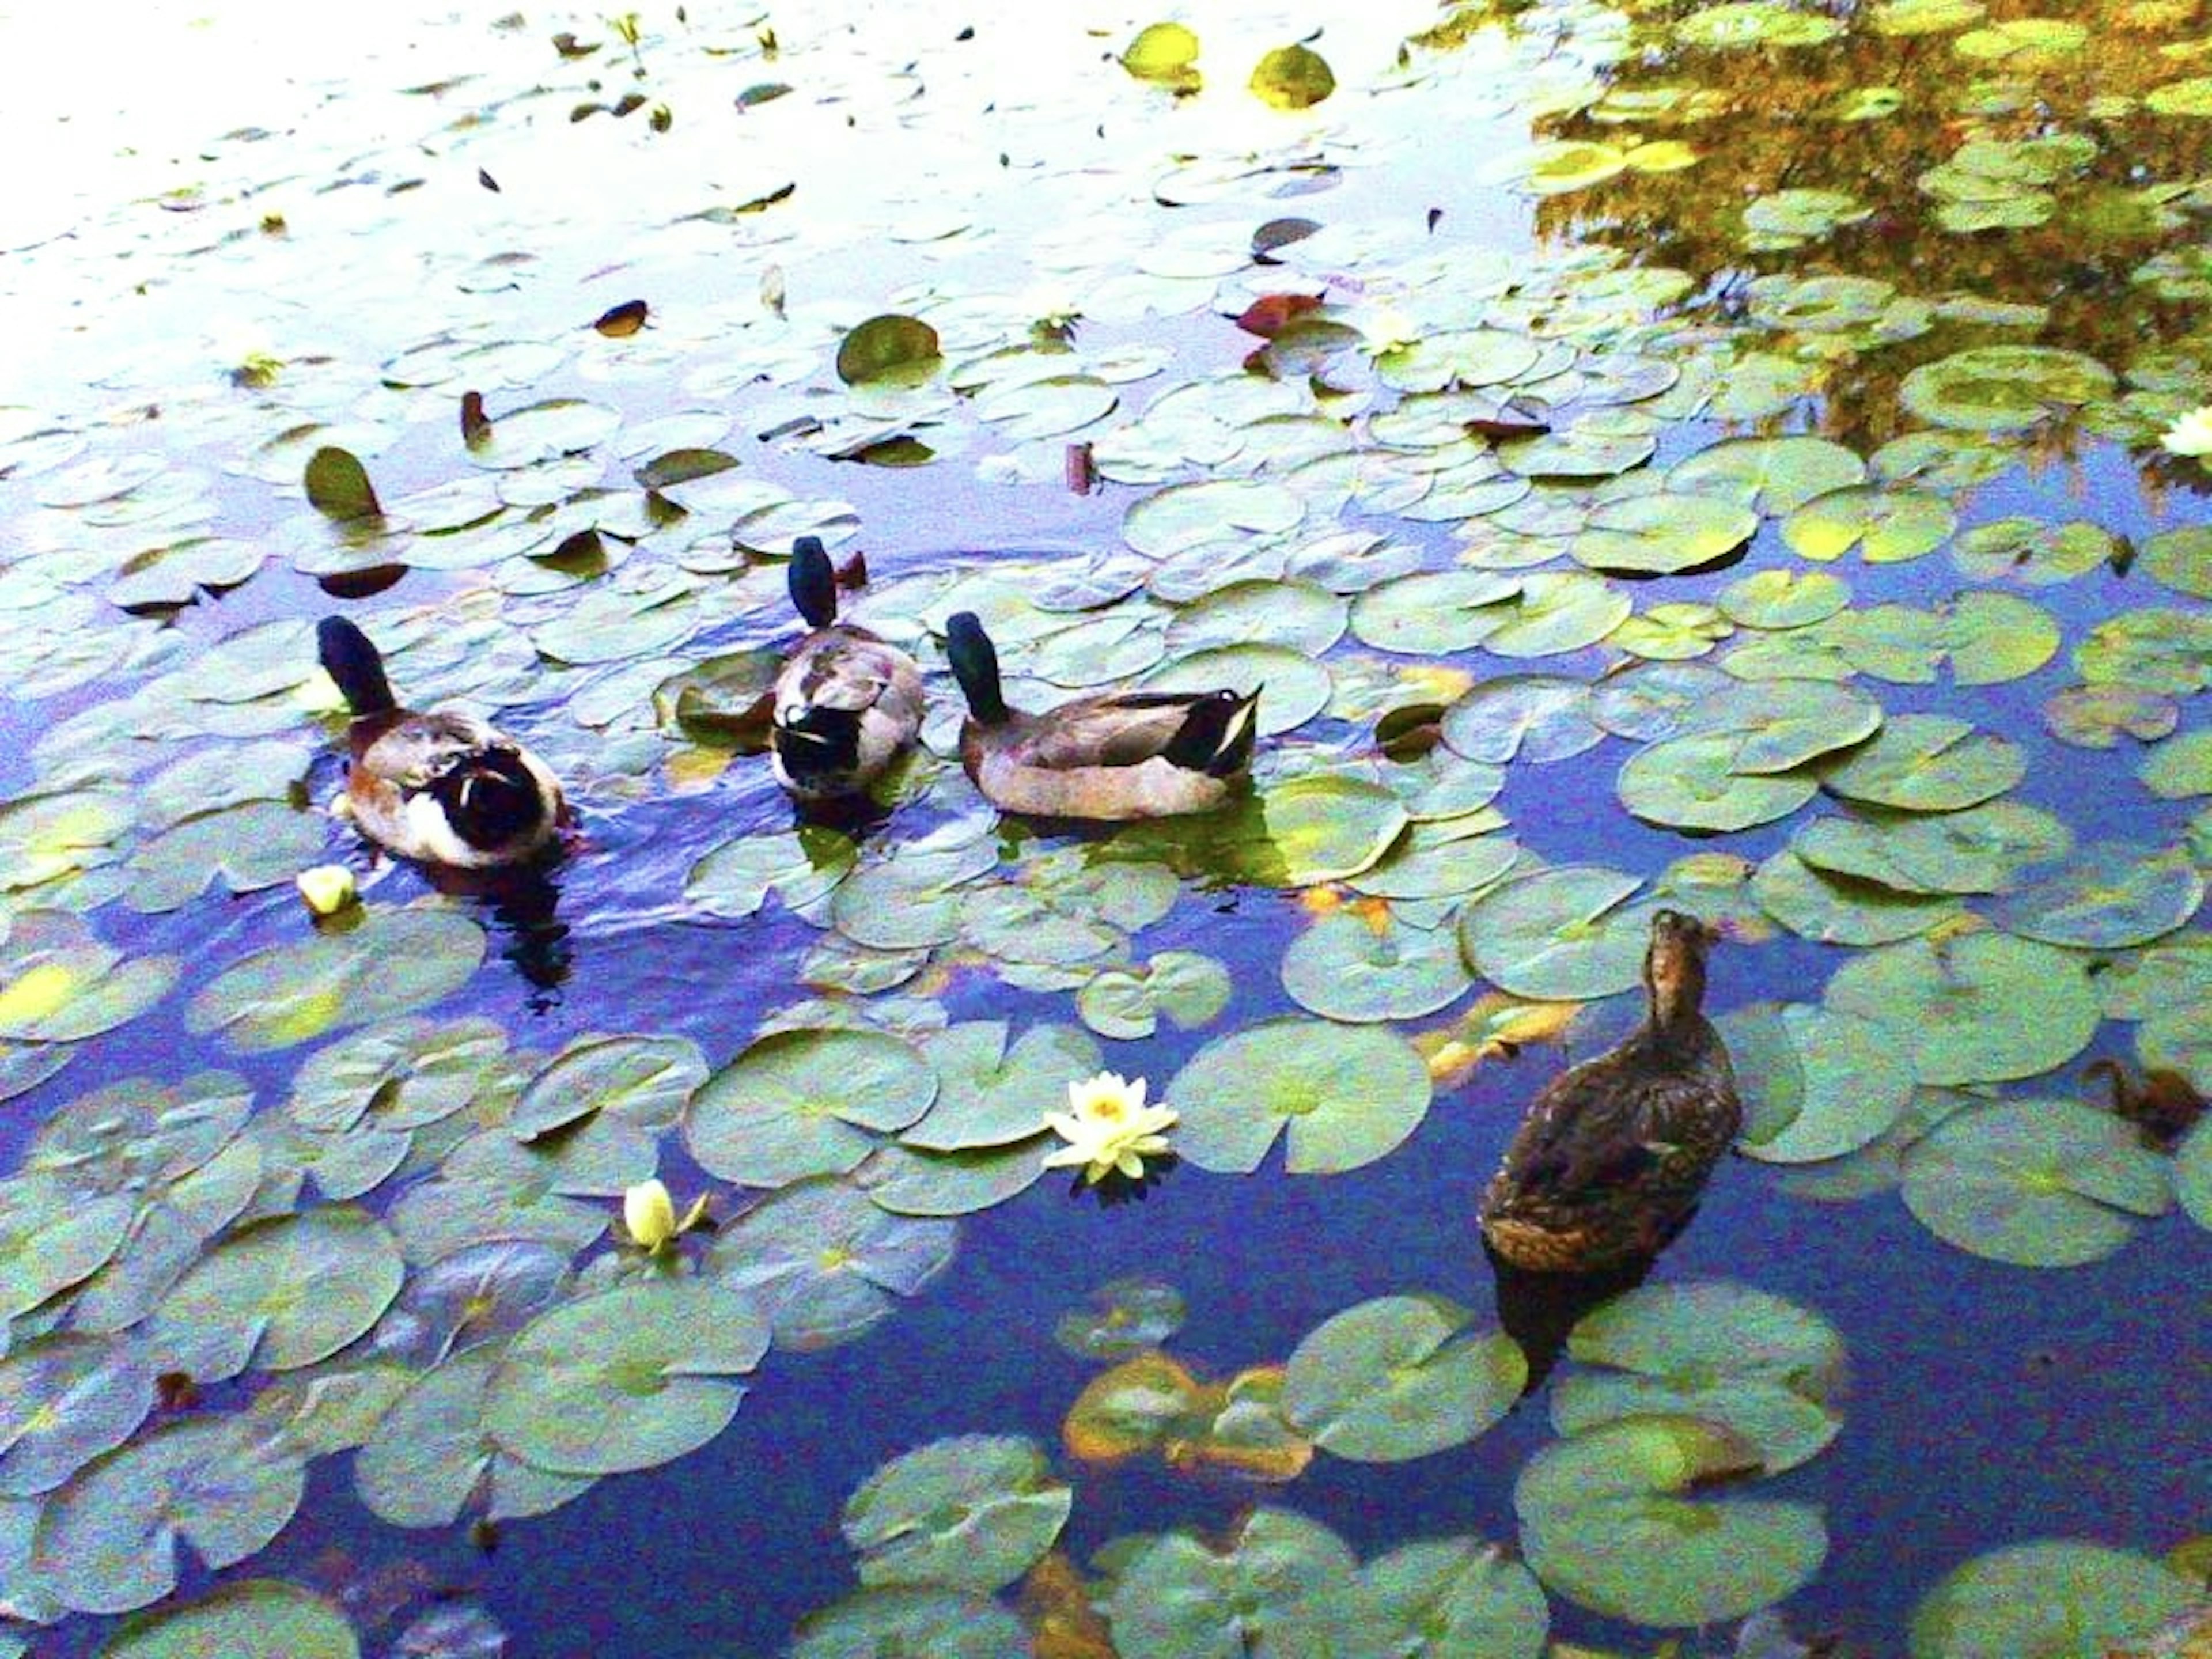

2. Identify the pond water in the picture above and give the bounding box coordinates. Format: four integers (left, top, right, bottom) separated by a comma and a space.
1, 0, 2210, 1654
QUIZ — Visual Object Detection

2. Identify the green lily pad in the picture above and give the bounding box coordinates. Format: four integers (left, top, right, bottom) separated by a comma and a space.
1107, 1508, 1378, 1659
1282, 910, 1473, 1022
685, 827, 858, 920
1283, 1294, 1524, 1461
150, 1207, 405, 1382
486, 1281, 768, 1475
903, 1022, 1098, 1150
1363, 1537, 1549, 1659
1824, 932, 2100, 1084
1670, 435, 1866, 514
830, 827, 997, 950
1620, 735, 1821, 831
1459, 866, 1656, 999
1169, 1018, 1431, 1173
2179, 1119, 2212, 1232
1899, 346, 2115, 431
354, 1346, 593, 1527
303, 446, 381, 520
36, 1416, 305, 1614
1250, 42, 1335, 109
1820, 714, 2024, 812
0, 1176, 128, 1321
1718, 568, 1851, 630
1783, 486, 1955, 564
2044, 684, 2178, 749
790, 1588, 1025, 1659
1347, 823, 1519, 902
2142, 729, 2212, 800
1485, 571, 1632, 658
1988, 842, 2204, 948
1514, 1415, 1828, 1627
1163, 577, 1347, 657
1142, 643, 1330, 735
1054, 1277, 1186, 1361
99, 1580, 359, 1659
1900, 1098, 2172, 1266
1791, 801, 2071, 895
1751, 850, 1964, 945
372, 1238, 570, 1366
0, 793, 133, 891
1440, 676, 1603, 764
1722, 1002, 1918, 1163
1556, 1282, 1846, 1472
1908, 1540, 2200, 1659
30, 1069, 252, 1195
1350, 571, 1521, 655
123, 802, 329, 912
186, 907, 486, 1053
704, 1176, 957, 1349
0, 1335, 153, 1497
1952, 518, 2115, 585
289, 1018, 503, 1132
1575, 493, 1757, 574
1077, 951, 1232, 1040
686, 1026, 936, 1185
0, 911, 177, 1043
511, 1033, 706, 1142
2074, 608, 2212, 696
843, 1434, 1071, 1592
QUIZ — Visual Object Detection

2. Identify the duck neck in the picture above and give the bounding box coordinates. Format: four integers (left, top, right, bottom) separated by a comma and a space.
1643, 952, 1706, 1042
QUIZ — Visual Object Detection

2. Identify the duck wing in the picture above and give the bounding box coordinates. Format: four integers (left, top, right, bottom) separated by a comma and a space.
1014, 692, 1211, 770
359, 711, 507, 790
784, 633, 910, 714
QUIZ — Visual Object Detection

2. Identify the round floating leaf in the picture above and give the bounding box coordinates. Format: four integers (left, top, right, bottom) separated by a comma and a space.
791, 1588, 1025, 1659
1953, 518, 2114, 586
123, 802, 330, 912
1575, 493, 1757, 574
1142, 643, 1329, 735
1499, 139, 1627, 195
1908, 1541, 2198, 1659
1351, 571, 1521, 655
1783, 486, 1954, 565
1620, 736, 1820, 832
1820, 715, 2024, 812
0, 1335, 153, 1497
1458, 867, 1654, 999
290, 1018, 502, 1133
2179, 1119, 2212, 1232
1164, 578, 1346, 657
1901, 1099, 2172, 1266
0, 912, 176, 1043
37, 1416, 305, 1615
1107, 1509, 1377, 1659
1363, 1537, 1549, 1659
512, 1033, 706, 1141
2045, 684, 2177, 749
372, 1239, 570, 1366
1671, 435, 1866, 514
1169, 1018, 1431, 1174
843, 1435, 1071, 1593
1123, 478, 1303, 558
1249, 43, 1334, 109
1282, 910, 1472, 1022
31, 1069, 252, 1195
486, 1281, 768, 1475
1347, 824, 1518, 902
152, 1207, 404, 1382
1824, 933, 2100, 1085
1486, 571, 1632, 658
1724, 1003, 1917, 1162
1078, 951, 1232, 1041
1751, 850, 1963, 946
1791, 801, 2070, 896
685, 827, 857, 919
187, 908, 486, 1054
1515, 1415, 1827, 1627
2142, 729, 2212, 800
1556, 1282, 1846, 1472
1988, 842, 2204, 949
687, 1027, 935, 1185
836, 315, 941, 387
1899, 346, 2115, 431
303, 446, 381, 521
705, 1176, 956, 1349
903, 1022, 1097, 1151
1054, 1277, 1185, 1361
1441, 676, 1603, 764
1283, 1294, 1524, 1461
1156, 772, 1408, 888
1719, 569, 1851, 628
98, 1580, 358, 1659
355, 1346, 592, 1528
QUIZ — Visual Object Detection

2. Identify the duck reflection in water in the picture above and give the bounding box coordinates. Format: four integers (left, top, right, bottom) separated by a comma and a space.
426, 862, 573, 1011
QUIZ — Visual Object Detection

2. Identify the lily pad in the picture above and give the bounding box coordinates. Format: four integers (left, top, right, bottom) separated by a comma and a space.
902, 1022, 1097, 1151
186, 908, 486, 1054
1363, 1537, 1549, 1659
1514, 1415, 1827, 1627
1900, 1099, 2172, 1266
98, 1580, 359, 1659
1899, 346, 2115, 431
1169, 1018, 1431, 1173
843, 1435, 1071, 1592
1824, 932, 2100, 1084
486, 1281, 768, 1475
790, 1588, 1024, 1659
1988, 842, 2203, 949
1820, 715, 2024, 812
1106, 1508, 1378, 1659
687, 1026, 936, 1185
1908, 1540, 2200, 1659
1620, 736, 1821, 832
0, 1335, 153, 1497
1724, 1002, 1918, 1162
1556, 1282, 1846, 1472
1440, 676, 1603, 764
1054, 1277, 1186, 1361
706, 1176, 957, 1349
1457, 867, 1656, 999
1283, 1294, 1524, 1461
1575, 493, 1758, 574
1282, 910, 1473, 1022
354, 1346, 593, 1527
1077, 952, 1232, 1040
0, 912, 177, 1043
150, 1207, 405, 1382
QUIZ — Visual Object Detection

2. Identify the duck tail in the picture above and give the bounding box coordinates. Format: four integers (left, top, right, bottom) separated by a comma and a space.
316, 616, 398, 717
1162, 685, 1262, 778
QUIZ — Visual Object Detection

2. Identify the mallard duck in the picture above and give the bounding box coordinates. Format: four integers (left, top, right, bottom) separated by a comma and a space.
770, 537, 925, 801
1479, 909, 1741, 1273
316, 616, 566, 869
943, 611, 1260, 821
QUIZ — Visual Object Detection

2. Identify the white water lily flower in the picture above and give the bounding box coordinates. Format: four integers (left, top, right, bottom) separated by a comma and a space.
2160, 405, 2212, 459
1042, 1070, 1178, 1185
623, 1179, 710, 1255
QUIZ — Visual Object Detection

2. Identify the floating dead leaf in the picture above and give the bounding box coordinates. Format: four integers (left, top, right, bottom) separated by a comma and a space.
593, 300, 649, 338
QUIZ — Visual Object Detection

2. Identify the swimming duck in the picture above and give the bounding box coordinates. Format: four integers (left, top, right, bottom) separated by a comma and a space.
316, 616, 566, 869
770, 536, 925, 801
942, 610, 1260, 821
1479, 909, 1740, 1273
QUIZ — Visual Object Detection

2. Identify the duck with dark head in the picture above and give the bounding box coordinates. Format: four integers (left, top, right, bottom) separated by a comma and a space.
1479, 909, 1740, 1274
316, 616, 567, 870
769, 536, 924, 803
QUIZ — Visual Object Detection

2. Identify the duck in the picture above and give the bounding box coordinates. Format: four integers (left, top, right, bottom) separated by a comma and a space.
942, 610, 1260, 821
1479, 909, 1741, 1273
316, 615, 566, 869
770, 536, 926, 802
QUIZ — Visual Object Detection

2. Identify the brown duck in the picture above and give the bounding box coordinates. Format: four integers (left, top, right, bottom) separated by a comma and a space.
1479, 909, 1741, 1272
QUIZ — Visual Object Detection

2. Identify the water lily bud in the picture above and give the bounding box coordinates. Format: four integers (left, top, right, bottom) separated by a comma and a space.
296, 865, 358, 916
624, 1178, 679, 1253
